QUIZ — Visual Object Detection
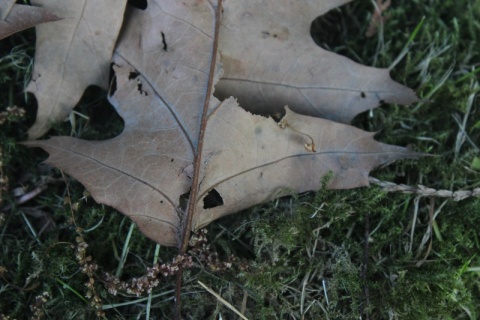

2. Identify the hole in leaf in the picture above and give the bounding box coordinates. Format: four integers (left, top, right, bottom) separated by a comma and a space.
70, 86, 124, 140
127, 0, 147, 10
108, 63, 117, 96
161, 31, 168, 51
179, 191, 190, 212
128, 71, 139, 80
310, 9, 346, 50
309, 2, 370, 63
137, 81, 147, 96
21, 92, 38, 130
203, 189, 224, 209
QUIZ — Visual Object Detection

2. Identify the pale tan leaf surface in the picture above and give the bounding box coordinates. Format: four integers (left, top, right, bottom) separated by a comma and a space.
215, 0, 417, 123
26, 0, 127, 139
0, 0, 16, 20
25, 0, 421, 247
25, 0, 221, 246
193, 103, 420, 229
0, 4, 60, 41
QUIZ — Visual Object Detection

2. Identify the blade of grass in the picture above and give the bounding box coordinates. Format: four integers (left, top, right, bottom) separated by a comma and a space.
116, 221, 135, 278
102, 290, 176, 310
389, 16, 425, 70
146, 243, 161, 320
55, 278, 88, 304
455, 67, 480, 84
19, 211, 41, 245
198, 281, 249, 320
413, 62, 454, 111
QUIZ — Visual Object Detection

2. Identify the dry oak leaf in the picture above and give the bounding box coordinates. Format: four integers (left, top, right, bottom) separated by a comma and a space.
26, 0, 127, 139
25, 0, 421, 247
0, 3, 60, 41
216, 0, 417, 124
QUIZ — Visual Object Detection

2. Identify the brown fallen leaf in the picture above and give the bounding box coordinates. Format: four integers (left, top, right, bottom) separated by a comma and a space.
192, 104, 420, 230
26, 0, 127, 139
24, 0, 422, 248
215, 0, 415, 124
0, 4, 60, 41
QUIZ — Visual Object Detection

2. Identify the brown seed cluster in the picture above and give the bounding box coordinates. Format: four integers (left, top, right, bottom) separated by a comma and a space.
29, 291, 50, 320
104, 254, 193, 296
74, 228, 104, 317
188, 229, 240, 272
0, 106, 25, 207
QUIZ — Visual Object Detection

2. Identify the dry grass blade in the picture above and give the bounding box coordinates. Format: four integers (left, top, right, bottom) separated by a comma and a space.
198, 281, 249, 320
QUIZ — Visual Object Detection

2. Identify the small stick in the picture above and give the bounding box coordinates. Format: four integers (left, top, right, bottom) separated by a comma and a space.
369, 177, 480, 201
16, 185, 47, 205
176, 1, 223, 319
360, 211, 370, 320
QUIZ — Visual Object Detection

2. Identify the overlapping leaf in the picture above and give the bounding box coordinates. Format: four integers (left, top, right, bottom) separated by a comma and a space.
0, 3, 60, 41
216, 0, 417, 123
26, 0, 127, 139
25, 0, 421, 247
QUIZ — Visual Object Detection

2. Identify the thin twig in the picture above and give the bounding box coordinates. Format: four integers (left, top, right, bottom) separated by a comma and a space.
16, 185, 47, 205
240, 289, 248, 318
369, 177, 480, 201
360, 211, 370, 320
180, 0, 223, 253
409, 197, 420, 253
1, 176, 64, 212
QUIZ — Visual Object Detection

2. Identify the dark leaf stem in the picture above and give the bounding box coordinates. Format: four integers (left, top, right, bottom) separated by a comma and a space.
175, 1, 223, 318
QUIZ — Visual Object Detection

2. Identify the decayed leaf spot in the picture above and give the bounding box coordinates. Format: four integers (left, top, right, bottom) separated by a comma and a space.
260, 26, 289, 41
137, 80, 148, 96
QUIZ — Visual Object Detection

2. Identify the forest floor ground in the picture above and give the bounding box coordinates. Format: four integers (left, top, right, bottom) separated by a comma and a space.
0, 0, 479, 319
